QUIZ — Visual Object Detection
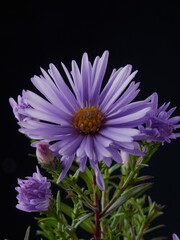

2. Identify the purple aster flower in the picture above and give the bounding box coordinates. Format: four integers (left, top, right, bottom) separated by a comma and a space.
10, 51, 152, 190
9, 90, 32, 122
173, 234, 180, 240
139, 92, 180, 144
15, 166, 52, 212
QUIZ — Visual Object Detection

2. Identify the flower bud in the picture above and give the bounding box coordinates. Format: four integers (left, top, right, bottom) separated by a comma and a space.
121, 150, 130, 168
36, 142, 54, 166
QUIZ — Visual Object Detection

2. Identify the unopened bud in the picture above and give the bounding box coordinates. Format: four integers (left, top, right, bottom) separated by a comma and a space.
36, 142, 54, 166
121, 150, 130, 168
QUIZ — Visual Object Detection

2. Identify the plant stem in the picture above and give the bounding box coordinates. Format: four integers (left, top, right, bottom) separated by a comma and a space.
100, 170, 136, 218
93, 175, 100, 240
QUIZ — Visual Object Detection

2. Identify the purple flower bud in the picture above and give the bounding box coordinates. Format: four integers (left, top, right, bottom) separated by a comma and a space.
173, 234, 180, 240
15, 166, 52, 212
36, 142, 55, 166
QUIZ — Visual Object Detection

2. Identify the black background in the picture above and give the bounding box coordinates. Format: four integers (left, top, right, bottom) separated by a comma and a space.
1, 0, 180, 239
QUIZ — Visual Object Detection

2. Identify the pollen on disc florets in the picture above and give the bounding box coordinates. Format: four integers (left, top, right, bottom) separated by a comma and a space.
73, 106, 102, 134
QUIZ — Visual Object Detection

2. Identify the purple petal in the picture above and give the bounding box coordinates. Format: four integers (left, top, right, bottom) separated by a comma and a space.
100, 128, 133, 142
81, 52, 91, 104
173, 234, 180, 240
58, 134, 83, 156
76, 156, 87, 172
85, 135, 94, 159
107, 81, 140, 115
57, 155, 74, 183
108, 147, 122, 164
105, 107, 151, 126
48, 63, 77, 108
91, 51, 109, 105
101, 70, 138, 114
76, 137, 87, 158
90, 160, 104, 191
103, 157, 112, 167
100, 65, 132, 111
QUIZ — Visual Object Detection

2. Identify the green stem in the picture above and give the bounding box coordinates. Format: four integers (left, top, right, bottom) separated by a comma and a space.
100, 168, 108, 238
93, 175, 100, 240
99, 170, 136, 218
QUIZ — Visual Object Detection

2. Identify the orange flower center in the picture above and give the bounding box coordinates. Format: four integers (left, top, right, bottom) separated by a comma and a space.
73, 106, 102, 134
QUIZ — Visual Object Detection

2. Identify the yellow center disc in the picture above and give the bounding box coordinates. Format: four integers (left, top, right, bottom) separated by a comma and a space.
73, 106, 102, 134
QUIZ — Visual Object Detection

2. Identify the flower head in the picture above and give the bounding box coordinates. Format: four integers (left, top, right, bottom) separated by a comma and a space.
139, 93, 180, 144
15, 166, 52, 212
10, 51, 152, 190
9, 90, 32, 122
173, 234, 180, 240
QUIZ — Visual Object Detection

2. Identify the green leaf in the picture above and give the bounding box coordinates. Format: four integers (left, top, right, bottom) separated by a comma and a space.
56, 191, 61, 215
144, 224, 166, 234
151, 237, 167, 240
61, 202, 94, 234
109, 163, 121, 175
70, 165, 93, 192
73, 212, 94, 228
100, 182, 152, 219
38, 222, 57, 240
73, 168, 80, 181
24, 226, 31, 240
136, 175, 154, 183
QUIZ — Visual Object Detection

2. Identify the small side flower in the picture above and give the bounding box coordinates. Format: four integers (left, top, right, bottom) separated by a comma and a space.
139, 92, 180, 144
15, 166, 52, 212
9, 90, 33, 122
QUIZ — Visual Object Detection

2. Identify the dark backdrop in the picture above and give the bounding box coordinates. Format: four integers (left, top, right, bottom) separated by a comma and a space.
1, 0, 180, 239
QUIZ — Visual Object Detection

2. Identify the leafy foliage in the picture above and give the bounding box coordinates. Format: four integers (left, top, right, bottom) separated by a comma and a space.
26, 141, 165, 239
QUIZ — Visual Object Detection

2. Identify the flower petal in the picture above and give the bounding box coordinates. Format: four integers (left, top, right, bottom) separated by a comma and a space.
57, 155, 74, 183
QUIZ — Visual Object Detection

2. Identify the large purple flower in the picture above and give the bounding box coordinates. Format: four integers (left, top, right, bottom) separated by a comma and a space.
10, 51, 152, 190
15, 166, 52, 212
139, 92, 180, 144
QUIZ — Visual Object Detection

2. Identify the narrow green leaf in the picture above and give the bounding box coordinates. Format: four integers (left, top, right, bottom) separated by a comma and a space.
144, 224, 166, 234
38, 222, 56, 240
136, 175, 154, 183
56, 191, 61, 215
109, 212, 124, 221
73, 212, 93, 228
151, 237, 167, 240
73, 168, 80, 181
100, 183, 152, 219
109, 163, 121, 175
61, 202, 94, 234
24, 226, 31, 240
61, 202, 73, 218
70, 165, 93, 192
38, 217, 56, 223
